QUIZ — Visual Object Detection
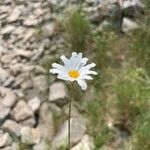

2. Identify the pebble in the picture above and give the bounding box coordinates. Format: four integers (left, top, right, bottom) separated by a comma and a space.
21, 127, 41, 145
2, 119, 22, 137
11, 100, 34, 121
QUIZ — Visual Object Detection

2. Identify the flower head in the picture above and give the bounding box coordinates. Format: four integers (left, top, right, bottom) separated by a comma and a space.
49, 52, 97, 90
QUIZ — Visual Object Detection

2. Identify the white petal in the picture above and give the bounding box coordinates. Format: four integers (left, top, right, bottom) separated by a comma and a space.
60, 55, 71, 70
77, 57, 88, 70
79, 75, 93, 80
52, 63, 66, 72
49, 68, 62, 74
77, 80, 87, 90
57, 74, 70, 81
69, 52, 78, 69
81, 70, 97, 75
79, 63, 96, 72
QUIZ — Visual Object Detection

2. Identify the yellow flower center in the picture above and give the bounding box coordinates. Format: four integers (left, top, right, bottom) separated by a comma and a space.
68, 70, 80, 78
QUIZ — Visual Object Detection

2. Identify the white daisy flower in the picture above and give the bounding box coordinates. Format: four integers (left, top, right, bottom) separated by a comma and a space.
49, 52, 97, 90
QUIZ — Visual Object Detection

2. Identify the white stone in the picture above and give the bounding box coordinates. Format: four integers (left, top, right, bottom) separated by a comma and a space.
33, 75, 48, 93
9, 63, 24, 75
21, 127, 41, 145
49, 82, 67, 103
7, 7, 21, 22
0, 104, 10, 122
52, 117, 86, 149
122, 17, 138, 32
38, 102, 54, 141
1, 25, 15, 34
11, 100, 34, 121
0, 67, 10, 83
1, 54, 15, 64
42, 22, 56, 37
28, 97, 41, 112
2, 120, 22, 137
2, 91, 17, 108
0, 133, 12, 148
24, 16, 39, 26
71, 135, 95, 150
20, 118, 36, 128
16, 50, 33, 58
120, 0, 144, 9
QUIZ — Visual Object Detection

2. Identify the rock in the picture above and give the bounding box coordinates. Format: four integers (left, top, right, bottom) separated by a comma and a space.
1, 54, 15, 64
122, 17, 138, 32
21, 80, 33, 90
24, 16, 39, 26
0, 67, 10, 83
28, 97, 41, 112
33, 141, 47, 150
120, 0, 144, 9
0, 133, 12, 148
3, 76, 15, 87
38, 102, 54, 141
50, 0, 69, 8
9, 63, 24, 75
20, 118, 36, 128
16, 50, 33, 58
52, 117, 86, 149
23, 29, 35, 42
42, 22, 56, 37
0, 104, 10, 123
21, 127, 41, 145
2, 91, 17, 108
7, 7, 21, 22
11, 100, 34, 121
1, 25, 15, 34
33, 75, 48, 93
0, 142, 19, 150
49, 82, 68, 105
71, 135, 95, 150
2, 120, 22, 137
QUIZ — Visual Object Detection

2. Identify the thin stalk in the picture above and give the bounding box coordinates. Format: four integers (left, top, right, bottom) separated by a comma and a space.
68, 83, 73, 150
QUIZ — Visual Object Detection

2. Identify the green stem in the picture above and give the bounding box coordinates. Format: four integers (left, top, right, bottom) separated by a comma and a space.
68, 83, 73, 150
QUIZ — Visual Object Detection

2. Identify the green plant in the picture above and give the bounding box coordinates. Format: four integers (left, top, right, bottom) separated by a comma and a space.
127, 112, 150, 150
65, 10, 91, 52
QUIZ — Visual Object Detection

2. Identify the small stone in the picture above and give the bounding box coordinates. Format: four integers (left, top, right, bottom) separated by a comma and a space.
7, 7, 21, 22
28, 97, 41, 112
2, 91, 17, 108
1, 25, 15, 34
2, 119, 21, 137
0, 67, 10, 83
10, 63, 24, 75
120, 0, 143, 9
122, 17, 138, 32
38, 102, 54, 141
1, 54, 15, 64
0, 133, 12, 148
3, 76, 15, 87
52, 117, 86, 149
33, 141, 47, 150
21, 127, 41, 145
23, 29, 35, 42
49, 82, 68, 105
16, 50, 33, 58
11, 100, 34, 121
33, 75, 48, 93
20, 118, 36, 128
71, 135, 95, 150
24, 16, 39, 26
42, 22, 56, 37
0, 104, 10, 123
21, 80, 33, 90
